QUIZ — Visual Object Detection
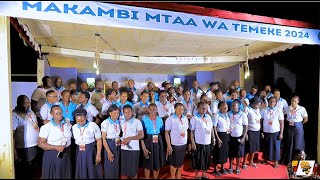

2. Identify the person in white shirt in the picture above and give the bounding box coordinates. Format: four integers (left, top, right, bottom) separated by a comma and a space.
227, 99, 248, 175
259, 90, 268, 109
127, 79, 139, 104
239, 89, 250, 107
242, 97, 263, 169
38, 105, 73, 179
260, 97, 284, 168
283, 96, 308, 164
156, 90, 174, 121
165, 103, 189, 179
211, 90, 223, 116
77, 91, 101, 124
101, 104, 121, 179
193, 94, 213, 117
53, 77, 65, 101
190, 80, 203, 104
206, 81, 219, 103
175, 85, 184, 103
264, 85, 274, 99
12, 95, 39, 179
273, 89, 288, 112
120, 104, 144, 179
101, 88, 116, 117
212, 102, 230, 176
71, 108, 103, 179
190, 102, 215, 179
181, 89, 195, 120
40, 90, 59, 125
222, 85, 235, 102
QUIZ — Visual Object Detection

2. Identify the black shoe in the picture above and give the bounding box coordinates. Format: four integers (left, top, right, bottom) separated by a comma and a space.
220, 168, 228, 175
213, 171, 222, 176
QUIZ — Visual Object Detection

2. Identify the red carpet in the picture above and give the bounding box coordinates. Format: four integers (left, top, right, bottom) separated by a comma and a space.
136, 152, 289, 179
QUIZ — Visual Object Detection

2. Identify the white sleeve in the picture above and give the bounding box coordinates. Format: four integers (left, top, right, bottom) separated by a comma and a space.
40, 105, 49, 120
190, 116, 196, 130
136, 120, 143, 131
90, 105, 99, 117
284, 99, 288, 109
101, 103, 108, 116
242, 113, 249, 125
93, 123, 102, 139
165, 117, 172, 131
302, 107, 308, 118
12, 112, 19, 130
100, 120, 107, 132
39, 124, 50, 139
169, 105, 175, 116
278, 109, 284, 120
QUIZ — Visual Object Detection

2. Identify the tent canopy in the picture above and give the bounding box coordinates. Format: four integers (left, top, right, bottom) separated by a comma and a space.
1, 1, 319, 75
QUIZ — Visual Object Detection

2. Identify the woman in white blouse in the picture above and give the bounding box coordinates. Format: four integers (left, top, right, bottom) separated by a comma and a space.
38, 105, 73, 179
260, 97, 284, 168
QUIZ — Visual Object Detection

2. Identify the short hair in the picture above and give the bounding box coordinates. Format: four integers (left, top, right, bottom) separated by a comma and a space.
239, 89, 246, 94
218, 101, 227, 108
61, 90, 70, 96
251, 85, 258, 89
112, 81, 118, 86
230, 90, 239, 95
80, 91, 90, 99
16, 95, 28, 108
197, 101, 206, 108
105, 88, 115, 97
292, 96, 300, 101
174, 102, 184, 109
46, 90, 56, 97
159, 90, 167, 96
50, 105, 61, 113
140, 90, 149, 96
69, 81, 76, 85
54, 77, 62, 83
42, 76, 51, 84
72, 108, 87, 116
106, 104, 120, 117
123, 104, 132, 111
148, 103, 157, 109
273, 89, 280, 93
268, 96, 276, 102
182, 89, 190, 95
249, 96, 263, 105
209, 81, 219, 87
214, 89, 222, 95
200, 94, 207, 100
232, 99, 241, 106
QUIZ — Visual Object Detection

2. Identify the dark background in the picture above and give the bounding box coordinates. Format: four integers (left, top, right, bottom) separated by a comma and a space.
11, 2, 320, 160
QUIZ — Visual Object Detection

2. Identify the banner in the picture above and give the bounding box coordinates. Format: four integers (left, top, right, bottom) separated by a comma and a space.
0, 1, 319, 45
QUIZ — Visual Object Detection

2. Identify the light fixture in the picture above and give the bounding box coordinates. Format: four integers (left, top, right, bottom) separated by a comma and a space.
244, 44, 250, 79
93, 33, 101, 74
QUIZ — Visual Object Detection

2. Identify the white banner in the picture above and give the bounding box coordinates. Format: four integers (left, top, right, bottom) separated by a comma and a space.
0, 1, 319, 45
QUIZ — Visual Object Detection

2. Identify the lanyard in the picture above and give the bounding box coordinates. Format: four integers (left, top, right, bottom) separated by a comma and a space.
150, 117, 157, 133
113, 123, 119, 133
269, 109, 274, 118
58, 124, 65, 136
202, 115, 208, 126
178, 115, 183, 126
80, 127, 86, 140
26, 112, 35, 123
162, 102, 168, 112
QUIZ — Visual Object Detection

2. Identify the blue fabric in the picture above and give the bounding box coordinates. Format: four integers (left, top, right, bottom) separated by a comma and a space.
173, 113, 186, 119
77, 120, 89, 128
50, 119, 66, 128
115, 101, 133, 116
59, 101, 77, 122
107, 117, 120, 125
218, 112, 228, 119
122, 117, 134, 124
195, 113, 210, 119
246, 92, 257, 100
46, 101, 54, 109
141, 116, 164, 134
226, 99, 244, 111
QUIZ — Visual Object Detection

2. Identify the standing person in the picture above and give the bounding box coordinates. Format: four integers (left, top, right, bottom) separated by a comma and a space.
120, 105, 144, 179
38, 105, 72, 179
210, 90, 223, 116
260, 97, 284, 168
181, 89, 195, 120
246, 85, 259, 100
284, 96, 308, 164
101, 104, 121, 179
259, 90, 268, 109
31, 76, 53, 119
156, 90, 175, 121
101, 89, 116, 117
176, 85, 184, 103
212, 102, 230, 176
273, 89, 288, 112
72, 108, 103, 179
115, 90, 134, 121
206, 82, 219, 103
264, 85, 274, 99
242, 97, 263, 169
59, 90, 77, 125
231, 80, 241, 92
222, 85, 235, 102
146, 82, 159, 101
53, 77, 65, 101
91, 80, 106, 112
239, 89, 250, 107
40, 90, 59, 125
141, 104, 166, 179
112, 81, 121, 101
128, 79, 139, 104
133, 91, 150, 120
13, 95, 39, 179
148, 90, 157, 104
77, 81, 92, 104
68, 82, 77, 92
190, 80, 203, 104
77, 91, 101, 124
165, 103, 189, 179
192, 94, 213, 117
227, 99, 248, 174
190, 102, 215, 179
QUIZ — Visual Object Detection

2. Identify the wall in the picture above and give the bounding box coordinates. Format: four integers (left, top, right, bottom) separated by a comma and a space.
196, 71, 215, 91
168, 75, 196, 89
214, 64, 240, 92
50, 67, 77, 88
44, 57, 51, 77
11, 82, 38, 109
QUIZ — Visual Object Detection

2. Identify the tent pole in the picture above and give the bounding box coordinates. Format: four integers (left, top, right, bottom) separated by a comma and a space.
0, 15, 14, 179
239, 63, 244, 89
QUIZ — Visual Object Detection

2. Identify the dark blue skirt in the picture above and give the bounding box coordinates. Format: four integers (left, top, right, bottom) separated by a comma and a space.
41, 146, 72, 179
75, 142, 103, 179
104, 139, 120, 179
141, 134, 166, 171
120, 149, 140, 177
213, 132, 230, 164
264, 132, 281, 161
191, 144, 211, 171
245, 130, 260, 153
229, 136, 245, 158
168, 144, 187, 167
